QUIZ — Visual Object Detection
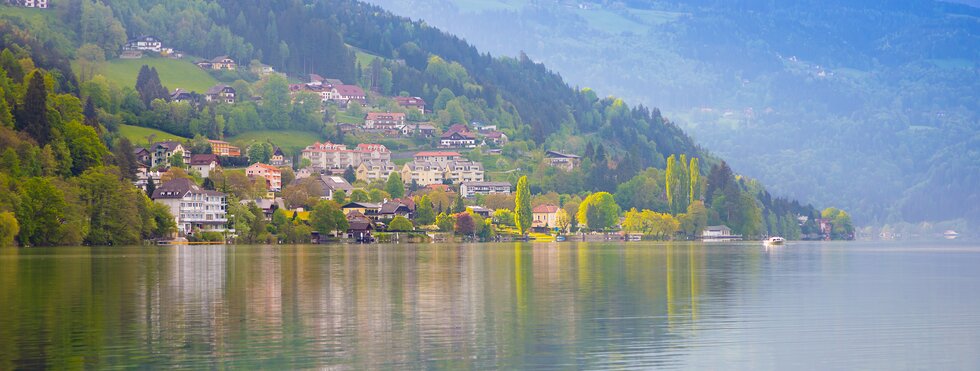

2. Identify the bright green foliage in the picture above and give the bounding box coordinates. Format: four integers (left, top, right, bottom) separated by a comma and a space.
15, 177, 67, 246
64, 121, 108, 175
576, 192, 621, 231
76, 167, 142, 245
388, 216, 414, 231
414, 195, 436, 225
310, 200, 348, 236
385, 172, 405, 198
332, 190, 348, 204
514, 176, 532, 235
678, 201, 709, 238
492, 209, 515, 227
81, 0, 126, 58
615, 167, 667, 212
271, 208, 290, 234
450, 192, 466, 214
349, 189, 369, 202
665, 154, 691, 215
689, 157, 701, 203
368, 188, 390, 203
0, 211, 18, 247
822, 207, 855, 239
435, 212, 454, 232
622, 208, 680, 239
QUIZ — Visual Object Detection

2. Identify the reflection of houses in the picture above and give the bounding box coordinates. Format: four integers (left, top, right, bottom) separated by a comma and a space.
208, 140, 241, 157
151, 178, 227, 236
701, 225, 741, 241
246, 163, 282, 191
532, 204, 560, 230
394, 96, 426, 113
546, 151, 581, 171
459, 181, 511, 198
190, 154, 219, 178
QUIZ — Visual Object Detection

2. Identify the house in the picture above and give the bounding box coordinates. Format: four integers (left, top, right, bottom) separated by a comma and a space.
379, 200, 413, 220
208, 140, 241, 157
315, 175, 354, 200
356, 160, 396, 183
364, 112, 406, 130
123, 36, 163, 52
400, 123, 436, 137
133, 147, 152, 166
337, 123, 358, 133
332, 84, 366, 106
205, 84, 235, 104
239, 198, 286, 220
269, 146, 291, 167
532, 204, 561, 230
170, 89, 195, 104
151, 141, 187, 168
482, 131, 508, 145
469, 206, 493, 218
151, 178, 227, 236
459, 181, 511, 198
394, 96, 426, 113
444, 160, 484, 184
545, 150, 582, 171
190, 154, 219, 178
250, 63, 275, 76
440, 130, 478, 148
702, 225, 740, 240
246, 163, 282, 191
134, 165, 162, 191
301, 141, 390, 170
342, 202, 381, 219
196, 56, 237, 70
17, 0, 48, 9
345, 211, 375, 242
401, 161, 445, 186
414, 151, 462, 166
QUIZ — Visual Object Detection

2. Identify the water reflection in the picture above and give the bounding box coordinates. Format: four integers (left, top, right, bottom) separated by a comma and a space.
1, 242, 979, 369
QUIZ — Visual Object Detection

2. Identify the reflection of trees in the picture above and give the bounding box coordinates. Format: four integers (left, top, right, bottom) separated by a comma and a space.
0, 242, 726, 369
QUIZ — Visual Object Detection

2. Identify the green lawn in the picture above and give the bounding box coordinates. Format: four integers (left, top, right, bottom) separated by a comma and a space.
451, 0, 522, 13
98, 57, 220, 93
354, 49, 385, 67
336, 112, 365, 125
227, 130, 324, 153
119, 124, 188, 147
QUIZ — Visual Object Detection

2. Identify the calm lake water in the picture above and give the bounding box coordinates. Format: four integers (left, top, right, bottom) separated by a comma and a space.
1, 241, 979, 370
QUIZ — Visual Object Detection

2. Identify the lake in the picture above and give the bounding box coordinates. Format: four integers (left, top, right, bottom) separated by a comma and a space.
1, 241, 979, 369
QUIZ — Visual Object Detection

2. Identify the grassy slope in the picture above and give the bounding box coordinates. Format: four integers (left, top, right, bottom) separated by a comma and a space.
119, 124, 189, 147
100, 57, 220, 93
227, 130, 325, 153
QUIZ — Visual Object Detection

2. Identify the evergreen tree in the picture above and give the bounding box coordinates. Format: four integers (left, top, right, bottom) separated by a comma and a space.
135, 65, 168, 107
343, 165, 357, 183
514, 175, 532, 235
17, 72, 51, 146
414, 195, 435, 225
112, 137, 138, 180
385, 172, 405, 198
450, 192, 465, 214
83, 97, 99, 131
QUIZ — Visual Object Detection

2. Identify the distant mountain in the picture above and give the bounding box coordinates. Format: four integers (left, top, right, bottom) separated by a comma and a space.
364, 0, 980, 226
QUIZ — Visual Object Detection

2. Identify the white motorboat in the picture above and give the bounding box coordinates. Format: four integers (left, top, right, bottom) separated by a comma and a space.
764, 236, 786, 245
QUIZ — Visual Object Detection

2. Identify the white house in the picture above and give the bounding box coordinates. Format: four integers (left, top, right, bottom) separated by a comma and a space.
459, 181, 511, 198
151, 178, 228, 236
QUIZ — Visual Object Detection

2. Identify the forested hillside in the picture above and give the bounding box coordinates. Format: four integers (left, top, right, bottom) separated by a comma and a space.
365, 0, 980, 229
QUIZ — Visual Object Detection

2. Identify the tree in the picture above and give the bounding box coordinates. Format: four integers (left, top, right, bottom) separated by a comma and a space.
678, 201, 708, 238
343, 165, 357, 183
368, 188, 390, 203
450, 192, 466, 214
454, 212, 476, 236
435, 212, 454, 232
76, 167, 142, 245
17, 72, 51, 146
385, 172, 405, 198
80, 0, 126, 57
349, 189, 369, 202
135, 66, 168, 108
388, 216, 414, 231
414, 195, 436, 225
576, 192, 621, 231
0, 211, 18, 247
822, 207, 854, 239
555, 208, 571, 234
15, 177, 67, 246
689, 157, 702, 203
332, 190, 348, 205
310, 200, 347, 236
514, 175, 532, 235
64, 121, 107, 175
168, 153, 185, 168
665, 154, 690, 215
75, 43, 106, 81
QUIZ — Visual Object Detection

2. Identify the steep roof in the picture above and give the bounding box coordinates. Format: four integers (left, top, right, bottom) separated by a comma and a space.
151, 178, 218, 199
153, 141, 183, 151
546, 150, 581, 159
319, 175, 353, 192
190, 154, 218, 165
333, 84, 365, 97
206, 84, 232, 95
533, 204, 560, 213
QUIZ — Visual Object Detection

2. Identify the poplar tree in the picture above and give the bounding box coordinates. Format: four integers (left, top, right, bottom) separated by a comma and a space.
665, 155, 678, 213
514, 176, 532, 235
689, 157, 701, 203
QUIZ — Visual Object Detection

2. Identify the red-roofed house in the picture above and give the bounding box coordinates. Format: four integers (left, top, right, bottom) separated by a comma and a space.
394, 96, 426, 113
440, 125, 478, 148
532, 204, 561, 229
332, 84, 366, 106
246, 163, 282, 191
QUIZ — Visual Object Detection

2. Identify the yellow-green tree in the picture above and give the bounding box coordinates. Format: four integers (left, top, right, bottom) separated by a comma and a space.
576, 192, 621, 231
514, 176, 532, 235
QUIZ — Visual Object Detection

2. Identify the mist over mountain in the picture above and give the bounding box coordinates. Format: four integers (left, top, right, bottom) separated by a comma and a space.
365, 0, 980, 226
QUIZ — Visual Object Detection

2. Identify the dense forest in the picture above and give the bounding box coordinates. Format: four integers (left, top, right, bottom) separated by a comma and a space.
365, 0, 980, 230
0, 0, 839, 245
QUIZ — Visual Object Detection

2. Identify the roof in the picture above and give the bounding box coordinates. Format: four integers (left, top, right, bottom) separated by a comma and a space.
415, 151, 462, 158
343, 202, 381, 209
206, 84, 233, 95
248, 163, 280, 172
533, 204, 560, 213
333, 84, 365, 97
705, 225, 731, 231
365, 112, 406, 120
355, 143, 389, 153
441, 131, 477, 139
153, 141, 183, 151
151, 178, 223, 199
272, 146, 285, 156
190, 154, 218, 165
210, 55, 233, 63
380, 201, 411, 214
425, 184, 452, 191
546, 150, 581, 159
133, 147, 149, 154
240, 198, 285, 210
394, 96, 426, 105
461, 181, 511, 188
319, 175, 353, 192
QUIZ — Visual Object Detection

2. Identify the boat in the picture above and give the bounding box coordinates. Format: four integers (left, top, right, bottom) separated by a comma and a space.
943, 230, 959, 240
555, 235, 567, 242
764, 236, 786, 246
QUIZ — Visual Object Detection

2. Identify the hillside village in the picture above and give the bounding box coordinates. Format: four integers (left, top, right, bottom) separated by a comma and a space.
0, 1, 854, 248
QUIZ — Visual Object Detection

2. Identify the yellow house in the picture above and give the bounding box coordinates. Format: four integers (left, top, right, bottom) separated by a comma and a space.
401, 161, 445, 186
532, 204, 560, 229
